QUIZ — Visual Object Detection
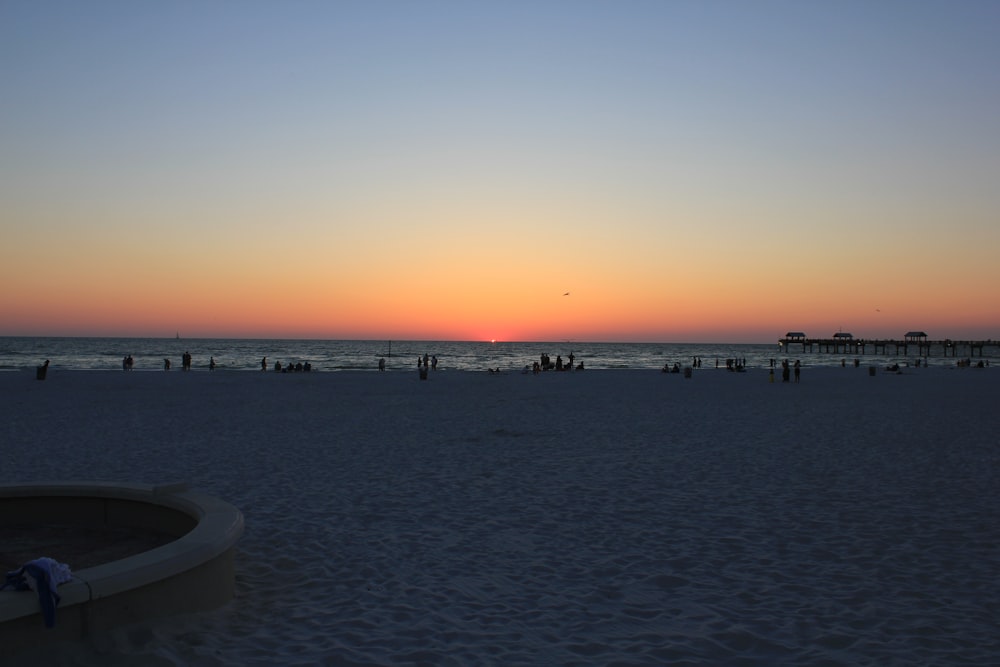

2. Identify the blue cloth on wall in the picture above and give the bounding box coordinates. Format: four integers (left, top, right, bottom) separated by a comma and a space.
2, 557, 73, 628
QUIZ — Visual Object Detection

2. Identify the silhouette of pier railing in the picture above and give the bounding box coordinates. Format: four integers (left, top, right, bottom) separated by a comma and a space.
778, 335, 994, 357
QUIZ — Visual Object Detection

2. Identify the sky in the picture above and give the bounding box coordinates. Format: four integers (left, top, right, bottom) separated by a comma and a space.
3, 1, 999, 343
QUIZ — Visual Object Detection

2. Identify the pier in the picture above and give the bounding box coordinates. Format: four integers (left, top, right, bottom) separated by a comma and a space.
778, 332, 994, 358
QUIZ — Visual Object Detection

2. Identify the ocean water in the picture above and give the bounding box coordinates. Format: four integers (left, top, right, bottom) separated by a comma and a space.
1, 337, 995, 373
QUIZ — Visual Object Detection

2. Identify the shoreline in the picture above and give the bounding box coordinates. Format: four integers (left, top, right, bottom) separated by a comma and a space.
4, 336, 996, 374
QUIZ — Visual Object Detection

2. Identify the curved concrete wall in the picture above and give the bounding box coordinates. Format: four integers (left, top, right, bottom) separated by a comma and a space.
0, 482, 244, 653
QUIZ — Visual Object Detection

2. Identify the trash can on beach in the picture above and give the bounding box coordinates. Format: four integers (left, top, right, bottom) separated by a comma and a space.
36, 361, 49, 380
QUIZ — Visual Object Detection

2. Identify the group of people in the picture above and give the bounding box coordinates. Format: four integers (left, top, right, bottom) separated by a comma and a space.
773, 359, 801, 382
375, 354, 439, 372
724, 358, 746, 371
159, 352, 196, 371
660, 362, 693, 378
260, 357, 312, 372
116, 352, 322, 371
661, 357, 704, 373
158, 351, 197, 370
530, 352, 582, 374
416, 353, 437, 379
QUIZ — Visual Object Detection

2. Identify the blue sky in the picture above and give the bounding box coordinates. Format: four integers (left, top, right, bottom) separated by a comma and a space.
3, 1, 999, 340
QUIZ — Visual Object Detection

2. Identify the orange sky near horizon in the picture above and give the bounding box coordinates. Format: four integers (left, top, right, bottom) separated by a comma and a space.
3, 4, 999, 343
4, 224, 996, 343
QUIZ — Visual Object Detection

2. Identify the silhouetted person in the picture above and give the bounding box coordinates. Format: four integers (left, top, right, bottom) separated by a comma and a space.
209, 356, 216, 371
794, 360, 801, 383
164, 358, 171, 371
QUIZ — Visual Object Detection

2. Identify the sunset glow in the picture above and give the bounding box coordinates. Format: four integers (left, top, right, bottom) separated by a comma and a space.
3, 3, 998, 343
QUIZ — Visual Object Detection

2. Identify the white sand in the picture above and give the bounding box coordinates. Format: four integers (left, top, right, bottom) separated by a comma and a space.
3, 365, 998, 665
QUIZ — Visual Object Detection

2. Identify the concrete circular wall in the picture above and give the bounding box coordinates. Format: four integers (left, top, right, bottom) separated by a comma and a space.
0, 482, 244, 653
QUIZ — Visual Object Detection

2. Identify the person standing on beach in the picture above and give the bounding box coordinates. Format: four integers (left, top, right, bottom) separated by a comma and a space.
794, 360, 801, 383
261, 357, 267, 371
209, 356, 216, 371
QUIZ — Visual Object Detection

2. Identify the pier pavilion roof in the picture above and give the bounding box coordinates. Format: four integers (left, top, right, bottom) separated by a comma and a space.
905, 331, 928, 340
784, 332, 806, 340
833, 332, 854, 339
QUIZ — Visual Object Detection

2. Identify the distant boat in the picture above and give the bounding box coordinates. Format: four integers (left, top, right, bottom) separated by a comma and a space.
176, 331, 180, 340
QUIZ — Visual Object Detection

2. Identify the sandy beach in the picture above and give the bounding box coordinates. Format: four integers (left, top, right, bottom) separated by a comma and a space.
3, 365, 998, 665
